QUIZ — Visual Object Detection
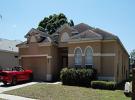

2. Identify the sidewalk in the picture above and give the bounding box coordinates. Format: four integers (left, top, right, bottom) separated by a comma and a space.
0, 82, 38, 100
0, 94, 37, 100
0, 82, 61, 100
0, 82, 37, 93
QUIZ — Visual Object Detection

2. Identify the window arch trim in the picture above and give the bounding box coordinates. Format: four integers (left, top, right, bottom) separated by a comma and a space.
74, 47, 82, 66
84, 46, 93, 54
84, 46, 93, 66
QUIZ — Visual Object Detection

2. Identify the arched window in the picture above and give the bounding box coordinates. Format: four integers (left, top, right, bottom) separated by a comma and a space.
85, 47, 93, 66
74, 47, 82, 66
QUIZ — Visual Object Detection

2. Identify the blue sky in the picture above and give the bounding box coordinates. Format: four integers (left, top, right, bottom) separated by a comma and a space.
0, 0, 135, 52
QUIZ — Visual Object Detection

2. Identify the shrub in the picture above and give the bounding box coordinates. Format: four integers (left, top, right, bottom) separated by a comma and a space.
60, 67, 97, 86
91, 81, 116, 90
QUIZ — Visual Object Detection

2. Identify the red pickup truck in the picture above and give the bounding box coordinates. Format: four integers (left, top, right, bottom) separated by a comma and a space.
0, 67, 33, 85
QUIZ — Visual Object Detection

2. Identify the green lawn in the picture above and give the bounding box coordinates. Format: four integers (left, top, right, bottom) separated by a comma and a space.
4, 83, 130, 100
0, 98, 5, 100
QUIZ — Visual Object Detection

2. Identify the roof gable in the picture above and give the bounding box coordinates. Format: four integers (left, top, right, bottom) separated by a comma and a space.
25, 28, 49, 38
73, 23, 93, 33
70, 29, 103, 40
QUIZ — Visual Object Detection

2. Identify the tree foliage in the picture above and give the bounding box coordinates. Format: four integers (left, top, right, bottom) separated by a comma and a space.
37, 13, 74, 34
130, 49, 135, 65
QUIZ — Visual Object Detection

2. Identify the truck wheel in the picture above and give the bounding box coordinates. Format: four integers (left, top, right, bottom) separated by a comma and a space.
11, 77, 17, 86
3, 82, 7, 86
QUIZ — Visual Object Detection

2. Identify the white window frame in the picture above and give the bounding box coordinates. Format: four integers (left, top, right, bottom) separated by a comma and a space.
84, 46, 93, 66
74, 47, 82, 66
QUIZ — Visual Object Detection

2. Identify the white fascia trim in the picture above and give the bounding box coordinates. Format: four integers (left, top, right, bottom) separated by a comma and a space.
68, 54, 85, 57
68, 40, 116, 44
93, 53, 116, 56
98, 76, 115, 81
38, 43, 51, 46
19, 43, 51, 48
19, 45, 29, 48
68, 40, 101, 44
19, 54, 52, 59
101, 53, 116, 56
85, 64, 93, 65
68, 53, 116, 57
68, 54, 74, 57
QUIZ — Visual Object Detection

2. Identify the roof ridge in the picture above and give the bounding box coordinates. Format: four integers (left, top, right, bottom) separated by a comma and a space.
70, 29, 103, 40
94, 28, 116, 37
88, 30, 103, 38
25, 28, 49, 38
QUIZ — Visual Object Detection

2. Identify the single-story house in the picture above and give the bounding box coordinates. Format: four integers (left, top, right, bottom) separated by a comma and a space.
17, 23, 129, 83
0, 38, 21, 70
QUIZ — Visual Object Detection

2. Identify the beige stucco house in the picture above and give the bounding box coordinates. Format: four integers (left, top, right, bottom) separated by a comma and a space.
17, 23, 129, 83
0, 39, 21, 69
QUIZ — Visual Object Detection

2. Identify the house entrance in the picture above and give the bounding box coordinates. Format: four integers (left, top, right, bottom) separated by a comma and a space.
58, 47, 68, 68
62, 56, 68, 67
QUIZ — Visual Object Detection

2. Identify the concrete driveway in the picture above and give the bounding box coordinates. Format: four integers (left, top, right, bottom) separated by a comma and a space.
0, 82, 37, 93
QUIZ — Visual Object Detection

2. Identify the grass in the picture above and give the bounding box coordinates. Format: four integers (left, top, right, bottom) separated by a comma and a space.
0, 99, 5, 100
4, 83, 131, 100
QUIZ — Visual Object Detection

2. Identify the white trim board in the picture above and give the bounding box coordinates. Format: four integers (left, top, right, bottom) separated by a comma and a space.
19, 54, 52, 59
93, 53, 116, 56
68, 53, 116, 57
68, 40, 115, 44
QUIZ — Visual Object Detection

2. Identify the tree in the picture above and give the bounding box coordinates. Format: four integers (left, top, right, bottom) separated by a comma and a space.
37, 13, 74, 34
69, 19, 74, 26
130, 49, 135, 65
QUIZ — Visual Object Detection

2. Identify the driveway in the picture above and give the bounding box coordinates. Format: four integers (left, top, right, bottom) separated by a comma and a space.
0, 82, 37, 93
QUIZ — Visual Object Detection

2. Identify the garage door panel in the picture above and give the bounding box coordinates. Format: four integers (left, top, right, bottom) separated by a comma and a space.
22, 57, 47, 81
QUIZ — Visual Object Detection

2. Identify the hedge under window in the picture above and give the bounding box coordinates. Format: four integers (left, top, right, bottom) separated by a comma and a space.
74, 48, 82, 66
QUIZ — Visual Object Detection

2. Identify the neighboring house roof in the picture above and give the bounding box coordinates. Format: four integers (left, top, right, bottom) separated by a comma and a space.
0, 38, 22, 52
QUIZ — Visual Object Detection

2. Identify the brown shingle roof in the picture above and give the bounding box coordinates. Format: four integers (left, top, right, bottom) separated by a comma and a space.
71, 29, 103, 40
73, 23, 93, 33
92, 28, 117, 40
25, 28, 49, 38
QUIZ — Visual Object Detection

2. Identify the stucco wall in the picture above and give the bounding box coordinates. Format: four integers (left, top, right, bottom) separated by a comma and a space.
50, 45, 59, 80
100, 41, 116, 77
68, 40, 129, 82
0, 51, 19, 69
115, 41, 129, 83
68, 41, 102, 74
19, 43, 52, 81
19, 39, 129, 82
19, 43, 51, 56
68, 41, 116, 77
19, 42, 60, 81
